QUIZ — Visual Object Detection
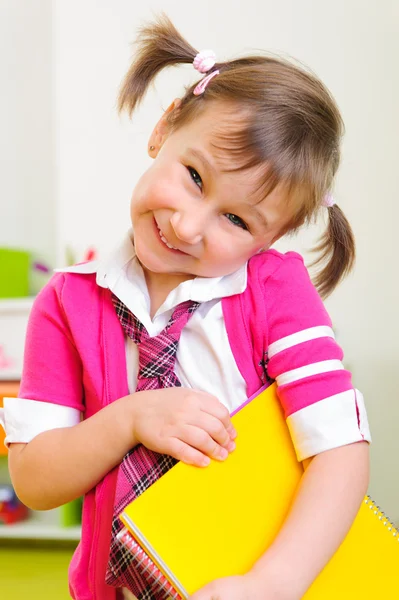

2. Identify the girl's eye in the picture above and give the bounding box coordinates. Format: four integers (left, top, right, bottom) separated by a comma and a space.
225, 213, 248, 231
187, 166, 203, 190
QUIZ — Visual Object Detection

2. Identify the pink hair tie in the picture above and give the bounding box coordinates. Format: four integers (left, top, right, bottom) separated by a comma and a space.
192, 49, 219, 96
323, 192, 335, 208
193, 70, 220, 96
193, 49, 216, 73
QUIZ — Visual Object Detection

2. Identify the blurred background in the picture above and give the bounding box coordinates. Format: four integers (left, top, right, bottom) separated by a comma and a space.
0, 0, 398, 597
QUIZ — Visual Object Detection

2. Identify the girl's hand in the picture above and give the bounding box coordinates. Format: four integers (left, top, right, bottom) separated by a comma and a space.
130, 387, 236, 467
188, 572, 292, 600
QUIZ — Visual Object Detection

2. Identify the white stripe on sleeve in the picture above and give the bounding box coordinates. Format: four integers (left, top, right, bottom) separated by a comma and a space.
0, 397, 81, 447
268, 326, 335, 359
276, 359, 344, 387
287, 388, 371, 461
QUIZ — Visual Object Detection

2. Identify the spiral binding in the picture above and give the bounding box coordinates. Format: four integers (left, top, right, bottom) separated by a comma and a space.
364, 496, 399, 541
117, 528, 183, 599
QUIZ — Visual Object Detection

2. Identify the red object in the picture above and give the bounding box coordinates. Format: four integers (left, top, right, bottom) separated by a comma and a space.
0, 485, 29, 525
83, 247, 97, 262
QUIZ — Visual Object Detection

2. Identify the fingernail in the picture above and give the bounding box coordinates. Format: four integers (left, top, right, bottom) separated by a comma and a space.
227, 440, 236, 452
231, 428, 238, 439
218, 448, 228, 460
202, 456, 211, 467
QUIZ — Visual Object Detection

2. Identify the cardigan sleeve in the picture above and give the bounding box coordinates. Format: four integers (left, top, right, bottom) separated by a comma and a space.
263, 252, 371, 461
0, 274, 84, 446
19, 273, 85, 410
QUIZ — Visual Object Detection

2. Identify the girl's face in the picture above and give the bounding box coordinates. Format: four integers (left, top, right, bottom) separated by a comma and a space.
130, 102, 290, 287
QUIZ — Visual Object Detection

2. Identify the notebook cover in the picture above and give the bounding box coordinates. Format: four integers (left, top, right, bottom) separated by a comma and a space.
121, 384, 399, 598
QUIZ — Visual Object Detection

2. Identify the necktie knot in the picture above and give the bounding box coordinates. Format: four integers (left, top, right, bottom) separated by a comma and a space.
112, 295, 200, 390
136, 330, 180, 389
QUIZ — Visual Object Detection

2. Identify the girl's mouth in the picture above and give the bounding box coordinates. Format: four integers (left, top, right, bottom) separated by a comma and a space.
157, 224, 178, 250
154, 219, 188, 255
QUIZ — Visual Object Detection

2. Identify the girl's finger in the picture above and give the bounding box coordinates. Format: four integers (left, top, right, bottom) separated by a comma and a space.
194, 412, 235, 449
165, 437, 211, 468
177, 425, 232, 462
197, 393, 237, 439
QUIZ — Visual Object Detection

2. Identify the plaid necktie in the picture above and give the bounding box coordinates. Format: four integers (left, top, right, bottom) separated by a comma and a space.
106, 294, 200, 598
114, 295, 200, 391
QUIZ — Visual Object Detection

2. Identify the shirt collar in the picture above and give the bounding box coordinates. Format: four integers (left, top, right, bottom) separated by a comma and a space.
55, 230, 248, 317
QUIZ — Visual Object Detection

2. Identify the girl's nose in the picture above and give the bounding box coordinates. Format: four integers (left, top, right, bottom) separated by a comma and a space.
170, 211, 205, 245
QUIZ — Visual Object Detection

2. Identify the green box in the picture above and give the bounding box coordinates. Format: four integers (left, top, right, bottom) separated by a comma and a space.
0, 248, 30, 298
60, 496, 83, 527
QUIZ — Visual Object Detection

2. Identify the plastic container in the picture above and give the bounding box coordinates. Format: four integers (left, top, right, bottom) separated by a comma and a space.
0, 248, 30, 298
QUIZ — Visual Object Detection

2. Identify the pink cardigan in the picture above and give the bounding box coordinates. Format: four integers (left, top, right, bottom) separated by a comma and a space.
18, 249, 360, 599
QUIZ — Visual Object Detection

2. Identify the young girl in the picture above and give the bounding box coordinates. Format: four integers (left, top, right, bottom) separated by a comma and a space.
1, 15, 371, 600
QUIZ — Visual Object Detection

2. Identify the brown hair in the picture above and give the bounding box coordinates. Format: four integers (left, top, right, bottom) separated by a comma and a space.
118, 14, 355, 298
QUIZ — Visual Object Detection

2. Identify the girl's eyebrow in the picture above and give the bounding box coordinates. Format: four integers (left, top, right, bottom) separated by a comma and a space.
186, 148, 217, 177
246, 204, 269, 230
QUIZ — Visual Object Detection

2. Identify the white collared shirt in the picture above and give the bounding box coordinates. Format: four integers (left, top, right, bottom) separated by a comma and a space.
1, 231, 249, 446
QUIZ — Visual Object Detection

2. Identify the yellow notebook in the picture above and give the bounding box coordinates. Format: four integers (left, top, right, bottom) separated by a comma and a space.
120, 384, 399, 599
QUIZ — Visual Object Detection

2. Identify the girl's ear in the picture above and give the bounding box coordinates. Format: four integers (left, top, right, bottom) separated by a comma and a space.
148, 98, 181, 158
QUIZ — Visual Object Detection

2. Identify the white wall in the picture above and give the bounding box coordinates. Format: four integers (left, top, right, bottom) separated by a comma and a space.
0, 0, 55, 264
4, 1, 399, 519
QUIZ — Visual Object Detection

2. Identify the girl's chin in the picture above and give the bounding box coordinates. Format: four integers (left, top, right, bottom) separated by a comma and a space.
135, 248, 184, 275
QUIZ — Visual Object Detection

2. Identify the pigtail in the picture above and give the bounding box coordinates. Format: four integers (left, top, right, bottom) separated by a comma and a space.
311, 204, 356, 299
118, 14, 198, 116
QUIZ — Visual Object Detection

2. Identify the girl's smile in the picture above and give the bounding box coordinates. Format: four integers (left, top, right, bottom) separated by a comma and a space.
153, 217, 190, 255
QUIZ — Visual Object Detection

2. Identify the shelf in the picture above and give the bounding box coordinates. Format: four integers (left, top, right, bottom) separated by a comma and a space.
0, 522, 81, 541
0, 371, 22, 383
0, 297, 35, 313
0, 510, 81, 541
